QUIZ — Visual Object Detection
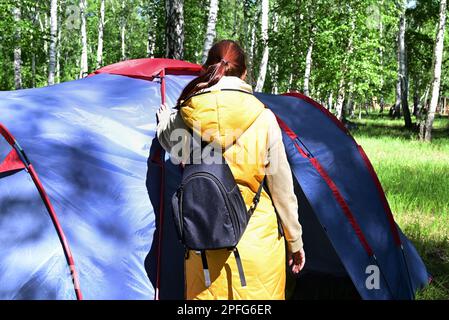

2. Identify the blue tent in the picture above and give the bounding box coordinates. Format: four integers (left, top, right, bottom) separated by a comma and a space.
0, 58, 428, 300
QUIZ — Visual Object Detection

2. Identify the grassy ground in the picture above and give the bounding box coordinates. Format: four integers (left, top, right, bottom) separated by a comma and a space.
350, 113, 449, 300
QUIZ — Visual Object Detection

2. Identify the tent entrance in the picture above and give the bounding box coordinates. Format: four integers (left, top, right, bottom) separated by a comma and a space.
288, 177, 360, 300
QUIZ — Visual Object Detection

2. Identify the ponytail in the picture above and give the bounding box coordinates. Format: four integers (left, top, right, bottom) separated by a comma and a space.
176, 40, 247, 108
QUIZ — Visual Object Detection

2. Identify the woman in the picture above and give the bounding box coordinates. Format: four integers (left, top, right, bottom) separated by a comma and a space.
156, 40, 305, 300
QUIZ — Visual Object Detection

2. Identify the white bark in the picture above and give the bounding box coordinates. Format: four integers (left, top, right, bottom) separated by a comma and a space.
336, 77, 346, 121
270, 12, 279, 94
422, 0, 447, 141
147, 27, 155, 58
13, 6, 22, 90
395, 1, 412, 127
201, 0, 219, 64
79, 0, 88, 78
56, 17, 61, 83
327, 92, 333, 110
255, 0, 269, 92
120, 0, 126, 61
97, 0, 105, 68
303, 36, 314, 96
165, 0, 184, 59
147, 5, 157, 58
248, 22, 256, 85
48, 0, 58, 85
336, 12, 355, 121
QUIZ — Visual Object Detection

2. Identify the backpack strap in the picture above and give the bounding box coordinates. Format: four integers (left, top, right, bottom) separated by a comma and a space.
200, 250, 211, 288
233, 248, 247, 287
248, 176, 265, 216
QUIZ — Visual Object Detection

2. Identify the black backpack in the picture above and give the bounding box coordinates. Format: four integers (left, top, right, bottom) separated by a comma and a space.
171, 138, 264, 288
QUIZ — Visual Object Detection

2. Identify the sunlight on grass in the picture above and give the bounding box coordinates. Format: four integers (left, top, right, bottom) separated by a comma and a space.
351, 114, 449, 300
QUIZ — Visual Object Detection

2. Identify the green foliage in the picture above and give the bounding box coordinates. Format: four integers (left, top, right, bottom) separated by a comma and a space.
1, 0, 447, 108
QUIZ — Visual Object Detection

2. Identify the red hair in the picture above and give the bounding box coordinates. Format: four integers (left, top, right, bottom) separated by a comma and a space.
176, 40, 247, 107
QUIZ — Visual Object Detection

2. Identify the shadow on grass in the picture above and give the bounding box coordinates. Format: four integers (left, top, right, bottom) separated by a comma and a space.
404, 230, 449, 299
350, 114, 449, 141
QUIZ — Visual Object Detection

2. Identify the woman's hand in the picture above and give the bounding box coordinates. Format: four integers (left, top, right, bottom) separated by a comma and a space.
156, 103, 169, 124
288, 248, 306, 275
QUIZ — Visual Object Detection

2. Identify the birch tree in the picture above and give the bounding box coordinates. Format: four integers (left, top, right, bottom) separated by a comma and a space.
303, 28, 315, 96
120, 0, 126, 61
13, 6, 22, 89
96, 0, 105, 68
79, 0, 88, 78
420, 0, 447, 142
48, 0, 58, 85
303, 3, 316, 97
395, 0, 412, 128
165, 0, 184, 59
335, 8, 355, 121
56, 15, 61, 83
201, 0, 219, 64
147, 1, 158, 58
255, 0, 269, 92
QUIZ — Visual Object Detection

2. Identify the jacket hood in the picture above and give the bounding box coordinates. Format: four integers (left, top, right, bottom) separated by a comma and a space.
180, 76, 265, 149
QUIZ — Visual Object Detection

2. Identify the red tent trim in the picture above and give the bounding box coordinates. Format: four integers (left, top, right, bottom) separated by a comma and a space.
282, 93, 402, 247
275, 115, 374, 256
90, 58, 202, 81
0, 149, 26, 174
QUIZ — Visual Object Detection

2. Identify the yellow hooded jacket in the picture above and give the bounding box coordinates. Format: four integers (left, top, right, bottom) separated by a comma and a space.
156, 76, 302, 300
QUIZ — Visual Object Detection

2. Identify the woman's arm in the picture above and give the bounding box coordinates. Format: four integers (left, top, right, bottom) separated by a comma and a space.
156, 104, 190, 163
265, 110, 304, 254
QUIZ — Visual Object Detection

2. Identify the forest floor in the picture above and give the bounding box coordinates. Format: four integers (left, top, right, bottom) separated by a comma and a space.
351, 114, 449, 300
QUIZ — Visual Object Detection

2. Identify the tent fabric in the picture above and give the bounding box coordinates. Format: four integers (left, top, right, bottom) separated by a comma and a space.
0, 74, 168, 299
254, 92, 429, 299
0, 58, 428, 300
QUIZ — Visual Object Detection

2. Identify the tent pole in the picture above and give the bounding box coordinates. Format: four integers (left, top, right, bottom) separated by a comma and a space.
155, 69, 166, 300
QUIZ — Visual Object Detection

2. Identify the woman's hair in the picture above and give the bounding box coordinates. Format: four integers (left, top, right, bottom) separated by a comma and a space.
176, 40, 247, 107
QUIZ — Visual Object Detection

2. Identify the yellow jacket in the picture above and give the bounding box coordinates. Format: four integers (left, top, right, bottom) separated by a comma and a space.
157, 76, 302, 299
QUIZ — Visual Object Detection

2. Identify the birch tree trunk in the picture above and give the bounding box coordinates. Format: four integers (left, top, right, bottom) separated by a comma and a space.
48, 0, 58, 85
79, 0, 88, 78
255, 0, 269, 91
270, 12, 279, 94
147, 2, 157, 58
302, 2, 316, 97
421, 0, 447, 142
147, 25, 155, 58
395, 2, 412, 127
56, 16, 61, 83
165, 0, 184, 59
32, 54, 36, 88
379, 5, 385, 114
248, 21, 256, 86
327, 92, 333, 111
243, 0, 255, 85
13, 6, 22, 90
201, 0, 219, 64
120, 0, 126, 61
96, 0, 105, 68
335, 9, 355, 122
336, 77, 346, 121
303, 32, 314, 96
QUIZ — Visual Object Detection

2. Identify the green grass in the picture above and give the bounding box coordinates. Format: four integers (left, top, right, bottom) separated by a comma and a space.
350, 114, 449, 300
